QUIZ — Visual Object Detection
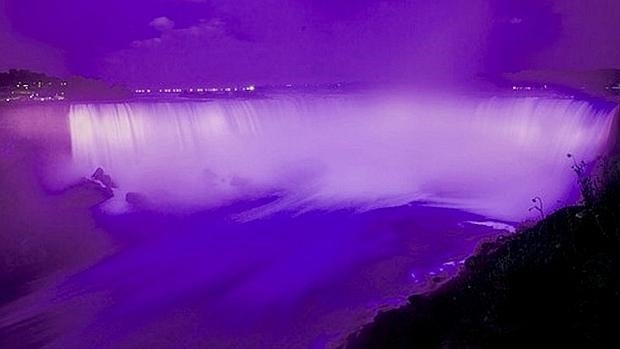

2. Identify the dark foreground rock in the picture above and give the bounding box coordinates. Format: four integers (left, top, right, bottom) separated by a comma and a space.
344, 160, 620, 349
125, 191, 149, 208
0, 154, 113, 348
61, 177, 114, 206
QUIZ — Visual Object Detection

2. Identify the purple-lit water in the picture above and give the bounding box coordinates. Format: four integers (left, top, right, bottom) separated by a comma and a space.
0, 93, 616, 348
67, 94, 614, 220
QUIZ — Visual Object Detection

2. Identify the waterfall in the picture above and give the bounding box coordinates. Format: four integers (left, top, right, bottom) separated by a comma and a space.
68, 94, 617, 220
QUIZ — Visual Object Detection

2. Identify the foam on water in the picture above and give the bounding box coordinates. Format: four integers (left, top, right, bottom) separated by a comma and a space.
68, 94, 616, 221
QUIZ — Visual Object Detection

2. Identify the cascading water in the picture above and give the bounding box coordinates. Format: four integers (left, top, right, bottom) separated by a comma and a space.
69, 94, 616, 221
2, 92, 618, 349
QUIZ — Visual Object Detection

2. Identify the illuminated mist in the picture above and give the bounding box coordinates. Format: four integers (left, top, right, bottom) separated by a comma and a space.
66, 94, 615, 220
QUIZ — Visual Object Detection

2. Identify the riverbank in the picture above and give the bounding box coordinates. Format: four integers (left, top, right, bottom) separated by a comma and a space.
344, 157, 620, 348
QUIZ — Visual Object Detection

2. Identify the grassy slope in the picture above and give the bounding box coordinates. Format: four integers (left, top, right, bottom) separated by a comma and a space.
345, 159, 620, 349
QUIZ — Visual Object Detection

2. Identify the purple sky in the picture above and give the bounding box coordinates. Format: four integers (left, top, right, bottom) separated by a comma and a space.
1, 0, 619, 86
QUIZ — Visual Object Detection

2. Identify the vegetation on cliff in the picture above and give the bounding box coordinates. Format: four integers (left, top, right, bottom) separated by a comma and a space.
345, 157, 620, 348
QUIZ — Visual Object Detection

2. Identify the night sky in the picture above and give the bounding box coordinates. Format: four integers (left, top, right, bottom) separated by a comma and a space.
1, 0, 619, 86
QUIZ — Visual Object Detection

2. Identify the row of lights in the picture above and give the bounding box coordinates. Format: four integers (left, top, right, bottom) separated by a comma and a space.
134, 85, 255, 94
514, 83, 620, 92
15, 81, 68, 90
5, 95, 65, 103
512, 84, 548, 91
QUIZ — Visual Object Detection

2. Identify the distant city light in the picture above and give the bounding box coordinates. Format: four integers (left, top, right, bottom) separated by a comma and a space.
512, 85, 533, 91
131, 84, 257, 96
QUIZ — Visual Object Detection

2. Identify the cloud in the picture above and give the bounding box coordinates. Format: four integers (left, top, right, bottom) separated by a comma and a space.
131, 18, 226, 49
171, 18, 226, 37
0, 11, 67, 74
131, 37, 162, 48
149, 16, 175, 32
509, 17, 523, 24
103, 1, 493, 86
